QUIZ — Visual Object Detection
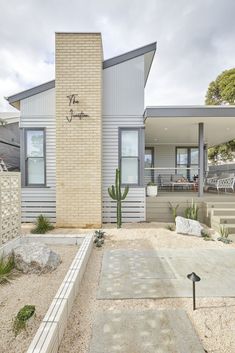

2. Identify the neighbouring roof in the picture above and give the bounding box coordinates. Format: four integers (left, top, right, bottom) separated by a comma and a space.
0, 112, 20, 124
6, 42, 157, 109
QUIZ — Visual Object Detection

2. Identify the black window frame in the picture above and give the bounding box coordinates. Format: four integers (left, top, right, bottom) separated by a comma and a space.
119, 127, 144, 187
175, 146, 198, 181
24, 128, 46, 187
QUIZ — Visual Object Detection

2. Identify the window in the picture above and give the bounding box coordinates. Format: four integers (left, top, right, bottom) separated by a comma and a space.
25, 129, 45, 186
120, 129, 139, 185
176, 147, 198, 181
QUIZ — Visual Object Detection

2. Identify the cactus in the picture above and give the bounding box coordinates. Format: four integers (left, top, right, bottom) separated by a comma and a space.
108, 169, 129, 228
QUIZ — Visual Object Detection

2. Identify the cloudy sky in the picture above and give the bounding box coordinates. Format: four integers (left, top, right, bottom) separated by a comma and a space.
1, 0, 235, 111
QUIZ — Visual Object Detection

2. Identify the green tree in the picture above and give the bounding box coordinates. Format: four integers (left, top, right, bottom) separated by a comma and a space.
205, 68, 235, 105
205, 68, 235, 163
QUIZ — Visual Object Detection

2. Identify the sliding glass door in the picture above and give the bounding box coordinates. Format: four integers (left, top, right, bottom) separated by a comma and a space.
176, 147, 198, 181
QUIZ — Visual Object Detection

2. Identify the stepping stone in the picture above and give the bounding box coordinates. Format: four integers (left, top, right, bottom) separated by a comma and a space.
97, 249, 235, 299
89, 309, 204, 353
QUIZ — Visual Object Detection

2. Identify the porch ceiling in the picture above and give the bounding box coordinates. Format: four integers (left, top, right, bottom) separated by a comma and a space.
145, 115, 235, 147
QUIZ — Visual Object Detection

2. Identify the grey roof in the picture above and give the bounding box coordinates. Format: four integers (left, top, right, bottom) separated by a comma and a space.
6, 80, 55, 106
103, 42, 156, 69
144, 106, 235, 119
6, 42, 156, 107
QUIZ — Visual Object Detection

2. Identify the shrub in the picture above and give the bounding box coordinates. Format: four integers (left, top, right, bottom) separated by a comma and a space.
201, 229, 214, 241
185, 199, 199, 220
0, 255, 15, 285
31, 215, 54, 234
169, 203, 179, 223
166, 224, 175, 231
218, 225, 232, 244
13, 305, 35, 336
147, 181, 156, 186
94, 230, 105, 247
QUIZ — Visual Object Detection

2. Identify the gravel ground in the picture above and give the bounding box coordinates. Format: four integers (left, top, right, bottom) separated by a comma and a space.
0, 244, 78, 353
59, 224, 235, 353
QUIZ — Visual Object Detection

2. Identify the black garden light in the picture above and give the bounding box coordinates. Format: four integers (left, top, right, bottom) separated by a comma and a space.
187, 272, 201, 311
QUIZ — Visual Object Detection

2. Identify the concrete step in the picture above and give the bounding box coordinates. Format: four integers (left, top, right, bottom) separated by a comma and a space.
206, 201, 235, 206
211, 217, 235, 234
212, 210, 235, 216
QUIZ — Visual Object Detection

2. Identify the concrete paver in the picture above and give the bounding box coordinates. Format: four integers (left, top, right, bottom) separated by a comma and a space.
89, 309, 205, 353
97, 248, 235, 299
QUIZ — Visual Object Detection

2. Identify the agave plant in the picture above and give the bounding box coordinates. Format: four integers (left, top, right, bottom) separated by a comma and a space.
94, 230, 105, 247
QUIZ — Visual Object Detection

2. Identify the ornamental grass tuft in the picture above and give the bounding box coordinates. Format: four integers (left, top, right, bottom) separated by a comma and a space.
31, 214, 54, 234
0, 255, 15, 285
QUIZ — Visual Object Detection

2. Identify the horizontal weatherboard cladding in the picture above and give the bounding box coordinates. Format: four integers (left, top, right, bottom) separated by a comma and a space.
20, 88, 56, 222
102, 115, 146, 223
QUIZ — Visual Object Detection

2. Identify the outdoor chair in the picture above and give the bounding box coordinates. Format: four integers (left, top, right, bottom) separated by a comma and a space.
205, 174, 235, 193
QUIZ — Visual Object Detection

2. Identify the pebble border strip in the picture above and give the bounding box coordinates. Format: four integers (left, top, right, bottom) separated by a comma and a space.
26, 234, 94, 353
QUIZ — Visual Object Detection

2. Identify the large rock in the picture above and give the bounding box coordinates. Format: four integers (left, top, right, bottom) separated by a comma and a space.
13, 243, 61, 274
175, 216, 203, 237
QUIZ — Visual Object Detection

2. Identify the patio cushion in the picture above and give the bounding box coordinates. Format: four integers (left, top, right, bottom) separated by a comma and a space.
172, 174, 184, 182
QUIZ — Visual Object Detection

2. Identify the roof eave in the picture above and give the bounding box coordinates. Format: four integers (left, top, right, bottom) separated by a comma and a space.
144, 106, 235, 119
103, 42, 157, 70
6, 80, 55, 109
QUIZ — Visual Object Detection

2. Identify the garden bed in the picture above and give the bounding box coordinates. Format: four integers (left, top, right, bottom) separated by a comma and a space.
0, 244, 79, 353
58, 224, 235, 353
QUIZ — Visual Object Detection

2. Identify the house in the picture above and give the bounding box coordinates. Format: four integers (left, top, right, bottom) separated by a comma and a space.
6, 32, 235, 226
0, 112, 20, 171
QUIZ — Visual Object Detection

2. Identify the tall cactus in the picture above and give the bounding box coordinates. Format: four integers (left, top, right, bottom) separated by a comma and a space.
108, 169, 129, 228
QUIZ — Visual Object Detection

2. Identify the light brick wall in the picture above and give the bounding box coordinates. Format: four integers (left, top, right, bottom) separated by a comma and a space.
55, 33, 103, 227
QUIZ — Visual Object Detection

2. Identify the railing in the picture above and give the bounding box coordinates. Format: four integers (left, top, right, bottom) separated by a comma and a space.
0, 172, 21, 245
144, 167, 200, 192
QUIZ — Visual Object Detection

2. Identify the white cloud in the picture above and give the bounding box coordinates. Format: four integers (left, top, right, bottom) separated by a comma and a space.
1, 0, 235, 111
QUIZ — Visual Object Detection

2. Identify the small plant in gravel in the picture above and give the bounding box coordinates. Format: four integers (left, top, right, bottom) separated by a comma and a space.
185, 199, 199, 220
94, 230, 105, 247
13, 305, 36, 336
31, 215, 54, 234
166, 224, 175, 231
0, 255, 15, 285
218, 225, 232, 244
201, 229, 214, 241
168, 203, 179, 223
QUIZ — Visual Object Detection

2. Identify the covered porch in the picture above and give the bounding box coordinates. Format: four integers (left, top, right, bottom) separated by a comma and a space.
144, 106, 235, 197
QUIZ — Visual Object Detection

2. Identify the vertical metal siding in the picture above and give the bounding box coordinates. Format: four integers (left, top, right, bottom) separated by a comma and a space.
20, 89, 56, 221
103, 56, 145, 116
102, 56, 146, 222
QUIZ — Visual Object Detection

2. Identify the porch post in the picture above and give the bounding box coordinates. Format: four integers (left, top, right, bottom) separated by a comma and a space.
198, 122, 204, 197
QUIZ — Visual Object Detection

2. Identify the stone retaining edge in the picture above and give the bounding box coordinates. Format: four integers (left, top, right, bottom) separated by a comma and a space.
26, 234, 93, 353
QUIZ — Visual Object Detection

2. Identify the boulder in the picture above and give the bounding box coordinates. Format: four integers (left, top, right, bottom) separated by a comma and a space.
13, 243, 61, 274
175, 216, 203, 237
